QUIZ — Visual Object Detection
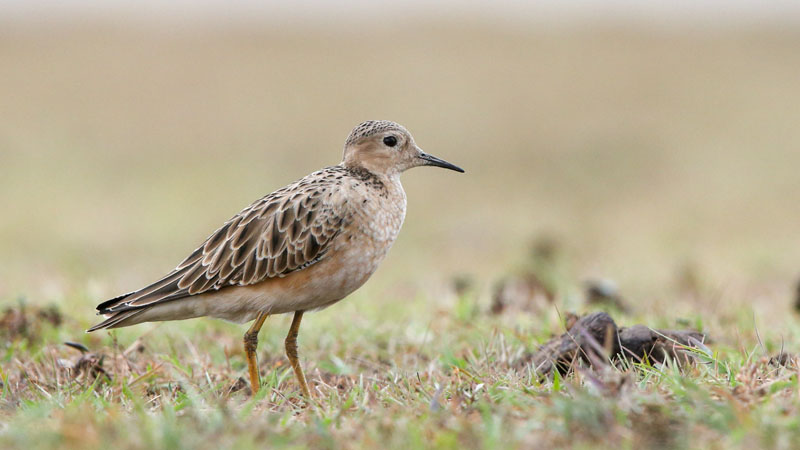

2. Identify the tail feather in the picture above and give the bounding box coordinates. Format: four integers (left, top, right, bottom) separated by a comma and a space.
95, 290, 136, 313
87, 309, 146, 332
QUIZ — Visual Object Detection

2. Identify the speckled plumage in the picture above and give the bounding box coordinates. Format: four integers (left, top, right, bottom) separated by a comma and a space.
343, 120, 408, 147
88, 120, 463, 397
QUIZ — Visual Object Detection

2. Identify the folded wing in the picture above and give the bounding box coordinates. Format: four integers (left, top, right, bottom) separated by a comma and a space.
96, 175, 347, 315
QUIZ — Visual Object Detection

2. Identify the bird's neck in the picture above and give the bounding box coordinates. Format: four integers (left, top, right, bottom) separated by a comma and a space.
341, 163, 398, 186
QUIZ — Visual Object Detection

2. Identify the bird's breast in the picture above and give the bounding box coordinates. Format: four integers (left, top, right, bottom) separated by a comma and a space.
351, 177, 406, 248
331, 176, 406, 285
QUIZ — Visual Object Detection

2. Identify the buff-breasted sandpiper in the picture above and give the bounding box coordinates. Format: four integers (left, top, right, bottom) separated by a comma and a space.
89, 120, 464, 398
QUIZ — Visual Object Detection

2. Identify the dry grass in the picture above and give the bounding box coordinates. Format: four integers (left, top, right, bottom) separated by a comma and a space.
2, 21, 800, 449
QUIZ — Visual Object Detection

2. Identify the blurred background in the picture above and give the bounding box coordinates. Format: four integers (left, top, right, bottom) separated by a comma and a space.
1, 1, 800, 327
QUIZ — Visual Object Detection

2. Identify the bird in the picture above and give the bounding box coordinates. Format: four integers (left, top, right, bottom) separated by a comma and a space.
88, 120, 464, 399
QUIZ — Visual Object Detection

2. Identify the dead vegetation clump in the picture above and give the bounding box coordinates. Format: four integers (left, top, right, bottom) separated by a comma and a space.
584, 279, 630, 312
0, 300, 63, 343
527, 312, 710, 378
54, 342, 109, 383
768, 352, 798, 369
489, 236, 562, 315
490, 273, 554, 315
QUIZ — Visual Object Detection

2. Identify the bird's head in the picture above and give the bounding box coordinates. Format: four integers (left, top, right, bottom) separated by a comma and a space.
341, 120, 464, 176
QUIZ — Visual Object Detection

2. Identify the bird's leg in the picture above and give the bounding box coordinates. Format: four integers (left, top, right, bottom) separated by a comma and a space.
243, 312, 269, 395
285, 310, 312, 399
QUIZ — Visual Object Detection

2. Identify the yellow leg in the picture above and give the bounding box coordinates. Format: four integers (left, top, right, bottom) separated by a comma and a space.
285, 310, 312, 399
243, 312, 269, 395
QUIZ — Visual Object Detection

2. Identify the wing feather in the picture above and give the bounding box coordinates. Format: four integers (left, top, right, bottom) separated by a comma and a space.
98, 169, 350, 314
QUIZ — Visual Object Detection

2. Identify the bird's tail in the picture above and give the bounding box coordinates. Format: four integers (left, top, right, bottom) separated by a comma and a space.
87, 309, 146, 332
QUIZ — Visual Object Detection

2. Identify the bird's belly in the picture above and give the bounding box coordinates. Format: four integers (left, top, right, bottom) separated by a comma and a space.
284, 233, 393, 310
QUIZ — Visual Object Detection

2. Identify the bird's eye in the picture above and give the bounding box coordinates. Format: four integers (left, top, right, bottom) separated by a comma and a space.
383, 136, 398, 147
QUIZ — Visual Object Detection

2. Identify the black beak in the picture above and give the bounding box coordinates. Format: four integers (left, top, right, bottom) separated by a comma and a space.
418, 152, 465, 173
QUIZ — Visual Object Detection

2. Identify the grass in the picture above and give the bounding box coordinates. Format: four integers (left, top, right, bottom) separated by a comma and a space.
2, 20, 800, 449
2, 281, 800, 449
